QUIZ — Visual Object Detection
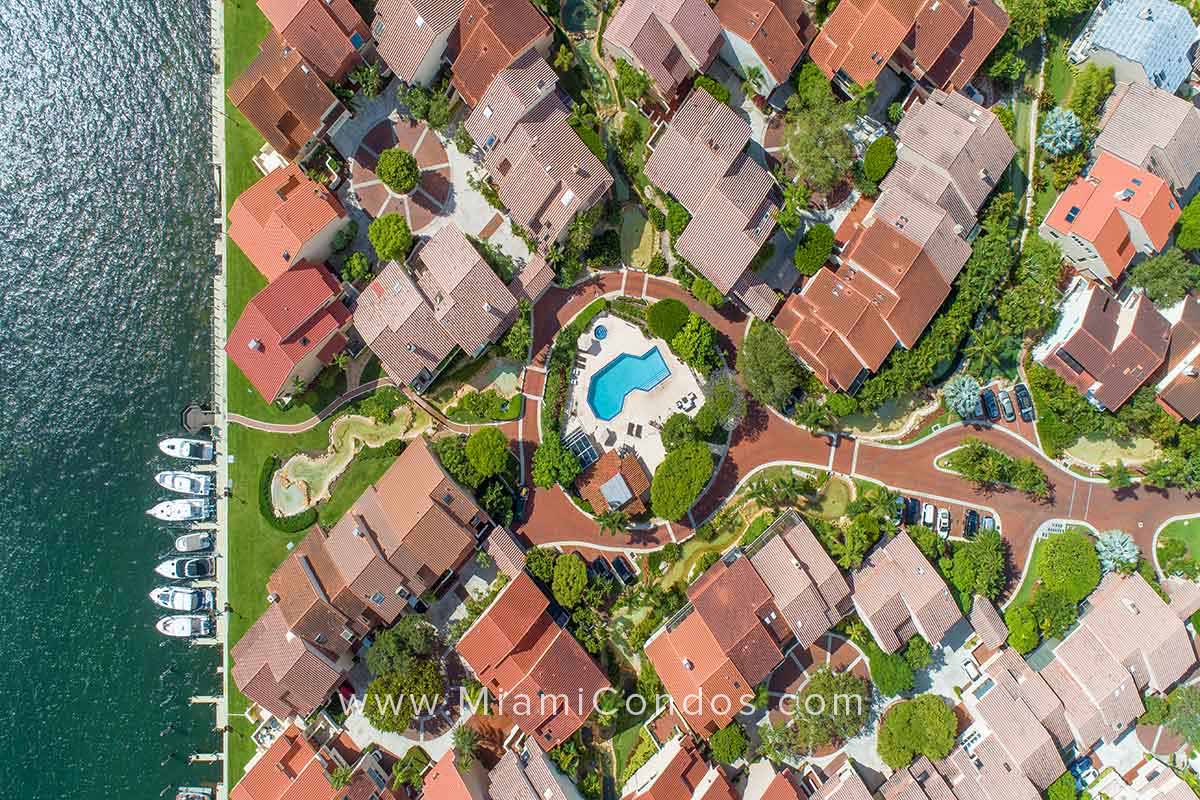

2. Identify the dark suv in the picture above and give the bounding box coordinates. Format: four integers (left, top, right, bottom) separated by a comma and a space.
981, 389, 1000, 421
1014, 383, 1035, 422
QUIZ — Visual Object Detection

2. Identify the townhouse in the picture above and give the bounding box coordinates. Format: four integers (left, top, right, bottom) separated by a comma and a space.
715, 0, 816, 96
1157, 295, 1200, 421
1069, 0, 1200, 92
621, 734, 738, 800
604, 0, 725, 101
229, 723, 397, 800
1096, 81, 1200, 204
257, 0, 371, 83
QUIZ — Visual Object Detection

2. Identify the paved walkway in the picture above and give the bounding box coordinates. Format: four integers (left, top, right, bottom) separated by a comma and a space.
229, 379, 392, 433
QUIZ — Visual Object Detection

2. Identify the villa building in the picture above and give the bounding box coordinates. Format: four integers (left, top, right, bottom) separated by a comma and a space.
464, 52, 613, 252
964, 665, 1067, 791
228, 162, 348, 283
851, 531, 963, 653
225, 262, 351, 403
1090, 757, 1199, 799
576, 449, 652, 516
1096, 81, 1200, 203
353, 223, 521, 390
456, 572, 611, 750
451, 0, 554, 108
643, 88, 780, 318
1157, 294, 1200, 421
981, 648, 1073, 751
229, 724, 397, 800
644, 512, 848, 736
714, 0, 816, 94
489, 744, 587, 800
257, 0, 371, 83
1069, 0, 1199, 92
1034, 282, 1171, 412
808, 0, 1008, 93
372, 0, 462, 86
424, 748, 490, 800
228, 31, 347, 161
805, 762, 874, 800
968, 595, 1008, 651
604, 0, 724, 100
1040, 152, 1181, 284
621, 735, 737, 800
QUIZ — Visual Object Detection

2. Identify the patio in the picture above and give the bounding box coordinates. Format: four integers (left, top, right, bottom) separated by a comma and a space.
348, 117, 452, 234
564, 314, 704, 473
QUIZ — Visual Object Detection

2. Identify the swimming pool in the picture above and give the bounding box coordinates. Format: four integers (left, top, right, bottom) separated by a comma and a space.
587, 347, 670, 421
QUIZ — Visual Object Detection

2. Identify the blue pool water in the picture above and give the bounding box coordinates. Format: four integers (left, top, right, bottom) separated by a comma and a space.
594, 324, 608, 340
588, 347, 671, 421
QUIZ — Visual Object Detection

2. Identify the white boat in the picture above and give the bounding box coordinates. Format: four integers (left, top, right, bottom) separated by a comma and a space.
156, 470, 212, 495
154, 557, 215, 580
147, 498, 211, 522
149, 586, 215, 611
156, 615, 213, 638
174, 531, 213, 552
176, 789, 214, 800
159, 438, 213, 461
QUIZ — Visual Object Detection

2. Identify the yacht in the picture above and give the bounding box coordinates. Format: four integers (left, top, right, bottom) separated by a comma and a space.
155, 470, 212, 495
176, 789, 214, 800
156, 615, 213, 638
149, 586, 215, 612
159, 438, 213, 461
154, 557, 215, 580
147, 498, 210, 522
174, 531, 213, 552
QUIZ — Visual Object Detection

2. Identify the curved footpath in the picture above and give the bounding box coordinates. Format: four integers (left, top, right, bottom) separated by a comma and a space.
230, 269, 1198, 576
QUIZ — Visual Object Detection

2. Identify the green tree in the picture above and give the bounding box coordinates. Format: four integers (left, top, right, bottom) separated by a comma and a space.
552, 553, 588, 608
650, 441, 714, 520
553, 44, 575, 73
367, 616, 439, 676
1046, 772, 1077, 800
531, 437, 581, 487
342, 251, 371, 282
741, 65, 766, 98
866, 643, 914, 697
363, 660, 445, 733
691, 276, 725, 307
1042, 529, 1101, 603
876, 694, 957, 769
1101, 459, 1134, 490
1005, 604, 1039, 653
1167, 685, 1200, 748
369, 213, 414, 262
828, 513, 884, 569
662, 413, 699, 451
526, 546, 558, 583
647, 298, 690, 341
903, 636, 933, 670
376, 148, 420, 194
671, 314, 720, 374
399, 83, 431, 118
774, 170, 810, 236
1177, 196, 1200, 251
863, 136, 897, 181
431, 435, 483, 488
329, 765, 354, 789
350, 62, 383, 97
791, 668, 869, 752
1130, 248, 1200, 305
453, 725, 480, 769
949, 530, 1008, 600
1032, 588, 1078, 638
597, 509, 629, 536
465, 427, 510, 478
793, 224, 835, 275
709, 723, 748, 764
614, 59, 651, 101
737, 320, 806, 409
782, 89, 855, 193
965, 319, 1007, 377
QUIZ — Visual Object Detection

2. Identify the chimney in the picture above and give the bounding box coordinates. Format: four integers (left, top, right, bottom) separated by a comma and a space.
267, 592, 280, 603
682, 658, 693, 670
247, 338, 263, 351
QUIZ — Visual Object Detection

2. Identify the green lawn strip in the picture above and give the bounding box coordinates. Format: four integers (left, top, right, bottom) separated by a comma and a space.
1044, 44, 1075, 105
446, 395, 524, 424
316, 450, 403, 527
615, 727, 656, 784
1159, 518, 1200, 560
740, 511, 776, 546
812, 475, 852, 520
1010, 538, 1047, 607
228, 358, 356, 422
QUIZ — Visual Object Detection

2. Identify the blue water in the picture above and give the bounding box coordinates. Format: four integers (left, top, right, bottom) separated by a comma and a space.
594, 325, 608, 340
587, 347, 671, 421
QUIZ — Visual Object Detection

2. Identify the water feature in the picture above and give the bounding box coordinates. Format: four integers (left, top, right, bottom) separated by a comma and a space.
0, 0, 221, 795
562, 0, 601, 32
587, 347, 671, 421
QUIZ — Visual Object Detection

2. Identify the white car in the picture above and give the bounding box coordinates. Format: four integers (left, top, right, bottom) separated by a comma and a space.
961, 657, 981, 682
937, 508, 951, 536
922, 503, 935, 527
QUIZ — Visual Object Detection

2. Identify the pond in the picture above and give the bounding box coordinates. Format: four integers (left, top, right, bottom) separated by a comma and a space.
562, 0, 600, 33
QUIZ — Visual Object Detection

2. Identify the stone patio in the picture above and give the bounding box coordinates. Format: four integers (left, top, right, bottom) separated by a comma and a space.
349, 117, 451, 234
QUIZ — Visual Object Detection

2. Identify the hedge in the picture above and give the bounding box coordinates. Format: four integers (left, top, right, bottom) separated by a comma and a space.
259, 456, 318, 532
541, 299, 609, 435
793, 224, 835, 275
693, 75, 731, 105
863, 136, 897, 182
647, 298, 690, 342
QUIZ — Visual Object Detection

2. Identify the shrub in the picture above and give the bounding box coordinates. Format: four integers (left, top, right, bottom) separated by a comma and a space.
530, 438, 579, 488
647, 298, 690, 342
691, 276, 725, 307
526, 546, 558, 583
661, 413, 699, 451
903, 635, 933, 670
650, 441, 714, 520
376, 148, 420, 194
737, 320, 806, 409
876, 694, 956, 769
671, 314, 721, 375
865, 642, 914, 696
331, 220, 358, 252
793, 224, 835, 276
342, 250, 371, 282
863, 136, 897, 181
943, 374, 981, 418
552, 553, 588, 608
259, 456, 318, 532
1041, 528, 1101, 603
709, 723, 748, 764
647, 253, 668, 276
369, 213, 414, 262
647, 206, 666, 232
693, 75, 731, 105
615, 59, 651, 101
1096, 529, 1138, 574
1032, 587, 1078, 638
1038, 107, 1083, 156
1005, 604, 1039, 653
1046, 772, 1077, 800
665, 197, 691, 241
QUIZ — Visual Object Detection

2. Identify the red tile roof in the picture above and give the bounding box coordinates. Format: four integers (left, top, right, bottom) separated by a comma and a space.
228, 31, 343, 160
808, 0, 916, 86
373, 0, 465, 83
258, 0, 370, 82
1158, 300, 1200, 420
968, 596, 1007, 650
604, 0, 724, 96
423, 750, 486, 800
230, 725, 330, 800
714, 0, 815, 83
451, 0, 552, 107
228, 163, 346, 282
456, 572, 610, 749
621, 736, 737, 800
577, 449, 652, 515
226, 262, 350, 402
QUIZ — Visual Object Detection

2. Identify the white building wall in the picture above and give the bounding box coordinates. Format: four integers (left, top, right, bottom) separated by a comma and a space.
719, 32, 781, 92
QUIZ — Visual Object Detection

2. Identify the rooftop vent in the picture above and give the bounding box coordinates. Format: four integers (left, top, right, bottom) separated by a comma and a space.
1115, 188, 1135, 201
406, 343, 415, 352
248, 338, 263, 351
483, 301, 492, 312
352, 525, 364, 537
682, 658, 693, 670
282, 250, 291, 262
416, 14, 425, 27
267, 592, 280, 603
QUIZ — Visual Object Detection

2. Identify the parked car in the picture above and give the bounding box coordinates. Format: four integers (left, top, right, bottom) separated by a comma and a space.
893, 496, 905, 525
982, 515, 996, 532
998, 389, 1016, 422
904, 497, 921, 525
611, 556, 636, 585
1014, 382, 1035, 421
922, 502, 935, 527
973, 396, 985, 420
961, 657, 981, 682
937, 507, 951, 536
981, 389, 1000, 421
964, 509, 980, 537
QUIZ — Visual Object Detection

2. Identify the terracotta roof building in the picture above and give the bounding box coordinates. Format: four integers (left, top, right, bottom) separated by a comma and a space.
423, 748, 490, 800
230, 724, 397, 800
715, 0, 816, 91
1034, 282, 1171, 411
1090, 756, 1199, 800
452, 0, 554, 107
464, 52, 613, 252
1157, 294, 1200, 421
372, 0, 464, 86
981, 647, 1073, 750
456, 572, 611, 750
967, 672, 1067, 791
851, 532, 963, 653
968, 596, 1007, 651
807, 763, 873, 800
1096, 81, 1200, 203
258, 0, 370, 83
488, 745, 579, 800
228, 31, 347, 161
1040, 151, 1181, 283
226, 262, 351, 402
604, 0, 724, 99
354, 223, 521, 389
620, 734, 738, 800
1070, 0, 1200, 92
577, 450, 652, 516
228, 162, 348, 282
1043, 572, 1197, 749
809, 0, 1008, 91
643, 89, 780, 318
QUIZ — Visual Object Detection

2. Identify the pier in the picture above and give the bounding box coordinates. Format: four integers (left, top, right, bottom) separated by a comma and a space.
189, 753, 222, 764
190, 696, 221, 705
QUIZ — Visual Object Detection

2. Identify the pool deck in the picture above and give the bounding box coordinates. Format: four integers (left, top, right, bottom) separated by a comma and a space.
564, 314, 703, 473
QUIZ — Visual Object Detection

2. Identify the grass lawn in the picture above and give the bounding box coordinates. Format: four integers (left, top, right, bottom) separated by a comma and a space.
229, 361, 356, 424
1011, 537, 1047, 607
902, 403, 961, 443
612, 723, 651, 784
620, 206, 655, 269
812, 475, 852, 520
1159, 518, 1200, 559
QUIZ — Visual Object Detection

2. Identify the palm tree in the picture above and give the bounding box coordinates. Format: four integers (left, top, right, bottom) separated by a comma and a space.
597, 509, 629, 536
794, 397, 836, 430
328, 766, 354, 789
966, 320, 1007, 377
1101, 460, 1134, 490
741, 66, 765, 99
331, 351, 349, 372
452, 725, 479, 769
593, 687, 622, 727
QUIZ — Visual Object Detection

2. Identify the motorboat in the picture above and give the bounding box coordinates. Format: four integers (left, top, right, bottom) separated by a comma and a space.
176, 789, 214, 800
149, 586, 215, 612
154, 557, 215, 580
174, 531, 213, 553
156, 470, 212, 495
156, 615, 214, 638
147, 498, 211, 522
159, 438, 213, 461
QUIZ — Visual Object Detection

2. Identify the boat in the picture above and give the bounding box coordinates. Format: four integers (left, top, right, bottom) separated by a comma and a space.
156, 615, 213, 638
159, 438, 213, 461
174, 531, 213, 553
154, 557, 215, 580
176, 789, 214, 800
155, 470, 212, 495
147, 498, 211, 522
149, 586, 215, 611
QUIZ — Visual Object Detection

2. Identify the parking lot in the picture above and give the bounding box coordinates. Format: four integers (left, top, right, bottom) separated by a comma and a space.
893, 490, 1001, 542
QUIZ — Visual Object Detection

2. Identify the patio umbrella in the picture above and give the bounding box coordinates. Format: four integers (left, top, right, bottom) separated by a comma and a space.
578, 333, 592, 351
